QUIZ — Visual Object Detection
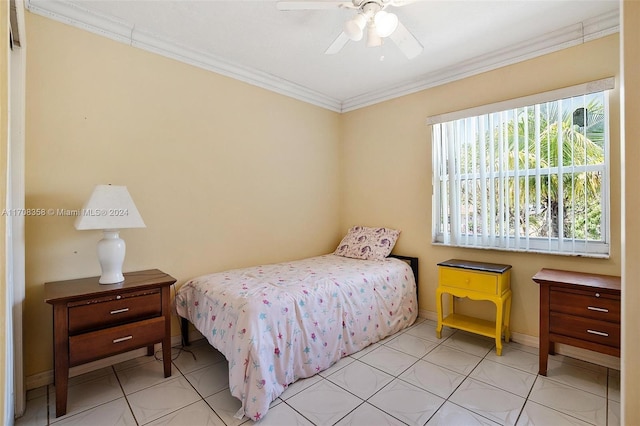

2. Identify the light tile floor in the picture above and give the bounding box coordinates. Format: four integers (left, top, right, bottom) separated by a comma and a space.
16, 318, 621, 426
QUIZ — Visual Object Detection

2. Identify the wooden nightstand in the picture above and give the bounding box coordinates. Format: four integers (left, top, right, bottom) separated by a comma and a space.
436, 259, 512, 355
44, 269, 176, 417
533, 268, 620, 376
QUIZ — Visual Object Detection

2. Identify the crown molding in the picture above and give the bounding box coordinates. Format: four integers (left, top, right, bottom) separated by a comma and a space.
341, 9, 620, 112
27, 0, 134, 44
130, 28, 342, 112
25, 0, 343, 112
26, 0, 618, 113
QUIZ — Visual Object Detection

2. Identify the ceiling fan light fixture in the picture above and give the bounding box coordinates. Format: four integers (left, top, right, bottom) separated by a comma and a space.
344, 13, 367, 41
366, 23, 383, 47
374, 11, 398, 37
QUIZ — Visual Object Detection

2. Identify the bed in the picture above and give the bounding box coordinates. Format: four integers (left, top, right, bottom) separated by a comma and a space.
175, 227, 418, 421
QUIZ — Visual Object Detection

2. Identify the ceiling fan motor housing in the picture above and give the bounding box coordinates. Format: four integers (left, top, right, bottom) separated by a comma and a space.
277, 0, 423, 59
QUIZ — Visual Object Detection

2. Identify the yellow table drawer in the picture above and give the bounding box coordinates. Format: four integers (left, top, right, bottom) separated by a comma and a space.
439, 267, 504, 295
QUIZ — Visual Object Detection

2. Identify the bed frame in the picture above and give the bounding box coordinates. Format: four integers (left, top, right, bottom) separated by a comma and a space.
389, 254, 419, 291
180, 254, 419, 346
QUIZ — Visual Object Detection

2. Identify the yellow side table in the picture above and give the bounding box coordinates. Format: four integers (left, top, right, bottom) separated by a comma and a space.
436, 259, 512, 355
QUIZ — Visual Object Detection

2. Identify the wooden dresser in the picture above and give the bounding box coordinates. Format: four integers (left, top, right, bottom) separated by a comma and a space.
436, 259, 512, 356
45, 269, 176, 417
533, 268, 620, 376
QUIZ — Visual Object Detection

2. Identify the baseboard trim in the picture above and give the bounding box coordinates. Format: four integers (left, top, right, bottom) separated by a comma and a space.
418, 309, 437, 322
27, 314, 620, 390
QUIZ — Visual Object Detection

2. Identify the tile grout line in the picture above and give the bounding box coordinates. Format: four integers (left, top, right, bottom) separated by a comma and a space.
437, 341, 503, 426
516, 372, 541, 425
24, 322, 620, 426
112, 365, 140, 426
359, 329, 451, 425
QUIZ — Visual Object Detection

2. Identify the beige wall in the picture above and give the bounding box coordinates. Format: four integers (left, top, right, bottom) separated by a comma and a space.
24, 13, 342, 376
1, 0, 9, 420
622, 1, 639, 424
341, 34, 621, 337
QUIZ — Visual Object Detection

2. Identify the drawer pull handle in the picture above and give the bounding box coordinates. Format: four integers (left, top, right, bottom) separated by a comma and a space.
587, 306, 609, 313
110, 308, 129, 315
587, 329, 609, 337
113, 336, 133, 344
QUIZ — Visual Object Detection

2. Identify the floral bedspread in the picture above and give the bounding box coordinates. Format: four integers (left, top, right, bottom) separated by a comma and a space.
175, 254, 417, 421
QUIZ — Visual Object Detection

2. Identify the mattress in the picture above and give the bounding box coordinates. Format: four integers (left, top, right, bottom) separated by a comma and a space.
175, 254, 418, 420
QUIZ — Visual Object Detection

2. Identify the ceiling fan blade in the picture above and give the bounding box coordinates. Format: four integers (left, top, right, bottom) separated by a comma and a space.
389, 21, 423, 59
325, 32, 350, 54
276, 1, 355, 11
387, 0, 421, 7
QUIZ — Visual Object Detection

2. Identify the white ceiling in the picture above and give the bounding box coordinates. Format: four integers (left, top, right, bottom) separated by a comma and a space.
26, 0, 619, 112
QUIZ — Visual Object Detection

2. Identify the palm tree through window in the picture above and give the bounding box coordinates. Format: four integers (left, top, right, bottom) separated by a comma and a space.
432, 89, 609, 257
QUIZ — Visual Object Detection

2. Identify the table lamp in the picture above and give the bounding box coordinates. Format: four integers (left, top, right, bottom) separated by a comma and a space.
74, 184, 146, 284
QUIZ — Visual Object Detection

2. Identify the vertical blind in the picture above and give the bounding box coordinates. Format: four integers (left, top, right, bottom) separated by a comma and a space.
430, 78, 613, 257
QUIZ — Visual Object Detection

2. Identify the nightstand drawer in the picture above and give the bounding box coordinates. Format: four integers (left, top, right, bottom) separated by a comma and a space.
439, 267, 502, 295
69, 317, 165, 366
550, 312, 620, 348
68, 290, 161, 334
550, 289, 620, 323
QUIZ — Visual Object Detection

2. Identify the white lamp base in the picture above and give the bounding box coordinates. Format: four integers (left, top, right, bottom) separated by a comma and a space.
97, 230, 126, 284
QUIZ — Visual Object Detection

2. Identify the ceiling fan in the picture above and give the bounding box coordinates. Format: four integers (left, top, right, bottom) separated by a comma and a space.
276, 0, 423, 59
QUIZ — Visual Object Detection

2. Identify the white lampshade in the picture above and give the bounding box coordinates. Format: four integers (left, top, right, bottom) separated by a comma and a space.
344, 13, 367, 41
374, 11, 398, 38
75, 185, 145, 284
75, 185, 146, 230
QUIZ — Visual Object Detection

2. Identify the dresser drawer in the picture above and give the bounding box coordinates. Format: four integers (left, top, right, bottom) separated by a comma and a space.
439, 267, 504, 295
68, 290, 161, 334
69, 317, 165, 366
550, 312, 620, 348
550, 289, 620, 323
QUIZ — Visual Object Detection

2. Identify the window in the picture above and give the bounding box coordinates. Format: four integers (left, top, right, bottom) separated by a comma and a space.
430, 79, 613, 257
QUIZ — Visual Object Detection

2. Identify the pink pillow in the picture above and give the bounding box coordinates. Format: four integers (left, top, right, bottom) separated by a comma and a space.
334, 226, 400, 260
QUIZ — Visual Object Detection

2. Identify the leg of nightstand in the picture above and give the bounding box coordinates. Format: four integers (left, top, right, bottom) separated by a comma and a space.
504, 291, 512, 342
53, 304, 69, 417
495, 297, 504, 356
54, 366, 68, 417
161, 286, 172, 378
435, 288, 444, 339
539, 283, 550, 375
